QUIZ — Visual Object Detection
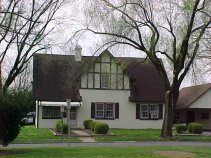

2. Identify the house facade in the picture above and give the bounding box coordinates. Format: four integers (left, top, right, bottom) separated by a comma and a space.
175, 83, 211, 130
33, 50, 166, 129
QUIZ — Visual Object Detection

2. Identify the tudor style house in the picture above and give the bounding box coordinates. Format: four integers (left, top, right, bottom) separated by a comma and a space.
175, 83, 211, 130
33, 49, 166, 129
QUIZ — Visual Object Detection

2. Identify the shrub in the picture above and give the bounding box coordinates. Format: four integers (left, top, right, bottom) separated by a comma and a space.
188, 122, 203, 134
83, 120, 93, 129
175, 124, 187, 134
0, 90, 35, 146
94, 122, 109, 134
56, 121, 62, 132
56, 121, 68, 134
91, 122, 98, 131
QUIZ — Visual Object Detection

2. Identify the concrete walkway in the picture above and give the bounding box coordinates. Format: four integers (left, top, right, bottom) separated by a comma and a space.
2, 141, 211, 148
71, 130, 97, 143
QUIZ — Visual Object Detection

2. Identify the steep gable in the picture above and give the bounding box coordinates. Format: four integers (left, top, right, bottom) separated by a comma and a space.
33, 51, 166, 102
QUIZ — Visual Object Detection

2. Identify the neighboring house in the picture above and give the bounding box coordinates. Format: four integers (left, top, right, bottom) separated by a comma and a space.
175, 83, 211, 130
33, 50, 166, 129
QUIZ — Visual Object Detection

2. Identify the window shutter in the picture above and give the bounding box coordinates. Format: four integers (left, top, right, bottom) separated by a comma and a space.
159, 104, 163, 119
136, 104, 140, 119
91, 102, 95, 119
115, 103, 119, 119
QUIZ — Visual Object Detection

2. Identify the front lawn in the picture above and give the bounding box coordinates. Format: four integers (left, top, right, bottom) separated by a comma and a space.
1, 146, 211, 158
95, 128, 211, 142
95, 129, 162, 142
14, 126, 80, 143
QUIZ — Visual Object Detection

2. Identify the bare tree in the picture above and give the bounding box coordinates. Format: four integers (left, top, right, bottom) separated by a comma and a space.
74, 0, 211, 138
0, 0, 65, 94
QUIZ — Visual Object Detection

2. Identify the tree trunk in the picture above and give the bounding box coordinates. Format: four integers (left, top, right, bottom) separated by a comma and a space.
0, 64, 5, 141
160, 90, 173, 138
160, 82, 180, 138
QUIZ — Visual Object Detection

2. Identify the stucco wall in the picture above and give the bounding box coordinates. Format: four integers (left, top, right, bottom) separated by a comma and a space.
175, 110, 186, 123
37, 89, 164, 129
37, 105, 67, 129
194, 110, 211, 130
77, 89, 164, 129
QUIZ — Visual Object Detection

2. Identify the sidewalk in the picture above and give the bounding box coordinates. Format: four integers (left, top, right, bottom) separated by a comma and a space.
71, 130, 97, 143
2, 141, 211, 148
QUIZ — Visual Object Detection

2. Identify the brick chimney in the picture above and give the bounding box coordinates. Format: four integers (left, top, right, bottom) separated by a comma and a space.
74, 45, 82, 61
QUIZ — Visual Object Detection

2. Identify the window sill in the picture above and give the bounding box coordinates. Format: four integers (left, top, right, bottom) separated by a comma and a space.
42, 117, 61, 119
95, 118, 115, 120
139, 118, 160, 120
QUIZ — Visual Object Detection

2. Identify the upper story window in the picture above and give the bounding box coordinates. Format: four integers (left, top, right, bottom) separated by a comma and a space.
101, 74, 110, 89
80, 52, 130, 90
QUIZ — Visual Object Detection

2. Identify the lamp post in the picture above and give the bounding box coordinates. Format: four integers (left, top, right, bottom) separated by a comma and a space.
66, 99, 71, 147
60, 105, 64, 142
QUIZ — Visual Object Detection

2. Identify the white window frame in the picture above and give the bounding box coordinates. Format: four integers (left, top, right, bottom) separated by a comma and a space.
95, 103, 104, 118
95, 103, 115, 119
101, 73, 110, 88
150, 104, 159, 119
140, 104, 149, 119
105, 103, 114, 118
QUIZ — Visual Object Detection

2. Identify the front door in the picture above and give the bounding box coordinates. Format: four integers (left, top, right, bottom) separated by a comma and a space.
187, 111, 195, 125
70, 107, 77, 128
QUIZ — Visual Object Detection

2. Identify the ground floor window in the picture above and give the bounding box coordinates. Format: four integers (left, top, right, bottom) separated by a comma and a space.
201, 113, 209, 120
42, 106, 61, 119
136, 103, 163, 120
91, 102, 119, 119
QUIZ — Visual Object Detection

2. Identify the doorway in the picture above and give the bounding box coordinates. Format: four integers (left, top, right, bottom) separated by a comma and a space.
70, 107, 77, 128
187, 111, 195, 125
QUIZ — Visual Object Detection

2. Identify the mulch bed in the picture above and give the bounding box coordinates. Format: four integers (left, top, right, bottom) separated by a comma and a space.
154, 150, 195, 158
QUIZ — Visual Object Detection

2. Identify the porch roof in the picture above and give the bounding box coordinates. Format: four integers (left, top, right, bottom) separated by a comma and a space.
40, 101, 82, 107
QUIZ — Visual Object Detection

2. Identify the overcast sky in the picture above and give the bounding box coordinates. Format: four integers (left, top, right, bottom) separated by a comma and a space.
38, 0, 211, 88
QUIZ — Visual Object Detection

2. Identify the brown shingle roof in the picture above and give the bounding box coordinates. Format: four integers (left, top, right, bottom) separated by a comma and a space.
33, 54, 83, 102
33, 52, 166, 102
176, 83, 211, 109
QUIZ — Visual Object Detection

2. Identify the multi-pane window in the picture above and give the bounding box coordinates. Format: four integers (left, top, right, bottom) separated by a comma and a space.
95, 103, 114, 119
105, 104, 114, 118
139, 104, 161, 120
96, 103, 104, 118
42, 106, 61, 119
140, 104, 149, 119
150, 104, 159, 119
101, 74, 109, 88
80, 53, 130, 90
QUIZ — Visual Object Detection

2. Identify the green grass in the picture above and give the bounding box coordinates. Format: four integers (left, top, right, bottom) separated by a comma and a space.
95, 128, 211, 142
14, 127, 211, 143
95, 129, 162, 142
1, 146, 211, 158
175, 135, 211, 141
14, 126, 80, 143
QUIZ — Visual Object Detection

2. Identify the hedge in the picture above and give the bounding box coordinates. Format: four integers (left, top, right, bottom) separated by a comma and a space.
175, 124, 187, 134
91, 121, 98, 131
94, 122, 109, 134
83, 120, 93, 129
56, 121, 68, 134
188, 122, 203, 134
